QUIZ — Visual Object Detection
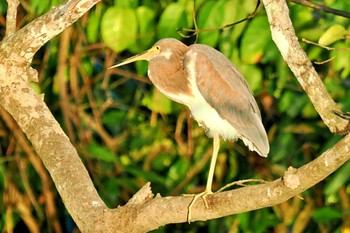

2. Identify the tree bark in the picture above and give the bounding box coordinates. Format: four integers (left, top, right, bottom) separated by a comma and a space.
0, 0, 349, 232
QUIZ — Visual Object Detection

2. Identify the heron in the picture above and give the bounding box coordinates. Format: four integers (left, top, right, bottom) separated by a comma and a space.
109, 38, 269, 222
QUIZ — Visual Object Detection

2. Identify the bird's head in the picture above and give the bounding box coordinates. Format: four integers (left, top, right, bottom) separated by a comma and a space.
108, 38, 187, 69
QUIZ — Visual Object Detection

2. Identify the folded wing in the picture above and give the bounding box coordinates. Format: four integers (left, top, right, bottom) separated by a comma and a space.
185, 44, 269, 157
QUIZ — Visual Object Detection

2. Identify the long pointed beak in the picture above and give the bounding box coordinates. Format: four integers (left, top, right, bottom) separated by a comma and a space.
108, 46, 160, 69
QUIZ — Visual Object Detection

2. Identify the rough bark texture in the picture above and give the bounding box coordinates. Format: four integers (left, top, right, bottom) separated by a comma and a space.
262, 0, 350, 134
0, 0, 349, 232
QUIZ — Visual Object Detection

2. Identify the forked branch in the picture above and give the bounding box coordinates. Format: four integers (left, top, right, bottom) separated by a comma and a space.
262, 0, 350, 134
1, 0, 350, 232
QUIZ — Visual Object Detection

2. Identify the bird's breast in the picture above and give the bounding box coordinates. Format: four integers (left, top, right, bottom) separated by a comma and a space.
148, 62, 193, 105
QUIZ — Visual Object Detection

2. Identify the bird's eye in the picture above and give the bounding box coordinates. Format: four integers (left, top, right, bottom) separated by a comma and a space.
155, 46, 160, 51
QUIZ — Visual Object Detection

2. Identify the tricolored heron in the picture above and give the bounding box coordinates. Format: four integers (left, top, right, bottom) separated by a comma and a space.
109, 38, 269, 222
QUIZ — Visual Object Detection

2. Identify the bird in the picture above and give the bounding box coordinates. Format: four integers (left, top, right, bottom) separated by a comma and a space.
109, 38, 269, 222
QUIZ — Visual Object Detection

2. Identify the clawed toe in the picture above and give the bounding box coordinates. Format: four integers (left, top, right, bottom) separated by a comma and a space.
186, 190, 212, 223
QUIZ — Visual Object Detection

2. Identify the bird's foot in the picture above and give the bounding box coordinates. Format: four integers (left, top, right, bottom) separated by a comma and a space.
183, 190, 213, 223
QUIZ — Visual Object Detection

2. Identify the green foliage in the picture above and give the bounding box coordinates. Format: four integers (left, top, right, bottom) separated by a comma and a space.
142, 89, 173, 114
101, 7, 138, 52
130, 6, 157, 53
157, 3, 191, 40
87, 142, 118, 162
196, 0, 225, 47
319, 24, 347, 46
241, 15, 271, 64
325, 160, 350, 196
0, 1, 7, 15
30, 0, 65, 15
312, 207, 343, 223
1, 0, 350, 233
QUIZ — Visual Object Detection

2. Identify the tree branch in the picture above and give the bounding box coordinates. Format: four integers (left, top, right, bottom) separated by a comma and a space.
1, 0, 350, 232
5, 0, 20, 38
262, 0, 350, 134
129, 134, 350, 232
1, 54, 349, 232
1, 0, 100, 64
289, 0, 350, 19
0, 0, 105, 232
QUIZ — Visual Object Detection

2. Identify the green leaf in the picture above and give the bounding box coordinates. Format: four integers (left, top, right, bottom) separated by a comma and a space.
270, 132, 294, 163
318, 25, 347, 46
102, 110, 127, 127
152, 152, 173, 172
142, 89, 173, 114
135, 60, 149, 75
312, 207, 343, 223
324, 78, 345, 99
274, 59, 290, 98
114, 0, 138, 9
124, 165, 165, 184
299, 27, 324, 42
101, 178, 121, 207
0, 163, 5, 192
278, 91, 307, 118
289, 4, 313, 29
129, 6, 156, 53
166, 157, 190, 188
157, 3, 190, 40
240, 64, 263, 94
29, 82, 42, 94
87, 143, 117, 162
30, 0, 50, 15
261, 40, 281, 64
330, 41, 350, 79
197, 0, 226, 47
241, 16, 271, 64
87, 12, 100, 43
101, 7, 138, 52
87, 5, 104, 43
0, 1, 7, 15
237, 212, 251, 231
302, 101, 318, 119
324, 160, 350, 195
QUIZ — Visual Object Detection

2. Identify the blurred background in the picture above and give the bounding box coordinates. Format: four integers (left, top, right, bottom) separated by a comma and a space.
0, 0, 350, 232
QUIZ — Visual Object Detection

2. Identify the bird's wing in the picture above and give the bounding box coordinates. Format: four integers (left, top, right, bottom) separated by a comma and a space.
184, 44, 269, 157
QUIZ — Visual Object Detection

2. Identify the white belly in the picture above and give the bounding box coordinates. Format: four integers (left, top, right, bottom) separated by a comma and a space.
187, 96, 240, 140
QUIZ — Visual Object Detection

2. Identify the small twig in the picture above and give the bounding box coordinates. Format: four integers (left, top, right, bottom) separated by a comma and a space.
216, 178, 267, 193
313, 57, 335, 65
5, 0, 20, 38
334, 111, 350, 121
57, 0, 81, 18
302, 38, 350, 64
289, 0, 350, 19
177, 0, 261, 38
192, 0, 199, 42
302, 38, 350, 51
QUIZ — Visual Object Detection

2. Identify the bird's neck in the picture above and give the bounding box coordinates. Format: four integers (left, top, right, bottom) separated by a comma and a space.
148, 56, 193, 105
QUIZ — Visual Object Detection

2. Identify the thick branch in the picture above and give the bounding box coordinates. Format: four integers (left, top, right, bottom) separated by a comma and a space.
1, 0, 350, 232
0, 0, 104, 231
5, 58, 349, 233
130, 134, 350, 231
0, 0, 100, 64
0, 67, 107, 231
5, 0, 19, 38
262, 0, 350, 134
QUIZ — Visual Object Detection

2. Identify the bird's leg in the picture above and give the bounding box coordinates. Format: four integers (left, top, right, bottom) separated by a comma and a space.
187, 134, 220, 223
